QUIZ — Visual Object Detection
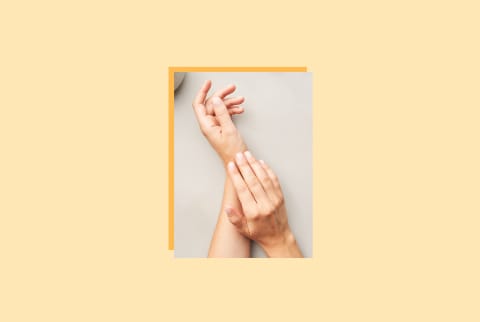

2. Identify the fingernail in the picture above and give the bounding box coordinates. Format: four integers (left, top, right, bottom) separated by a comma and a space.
225, 208, 233, 216
236, 152, 244, 162
259, 160, 265, 164
244, 151, 253, 160
228, 161, 235, 171
212, 96, 221, 106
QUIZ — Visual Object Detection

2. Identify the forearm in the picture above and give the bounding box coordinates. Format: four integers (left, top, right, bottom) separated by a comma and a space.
208, 174, 250, 258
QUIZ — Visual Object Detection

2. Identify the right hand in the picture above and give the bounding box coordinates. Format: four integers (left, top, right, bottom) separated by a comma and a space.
226, 151, 302, 257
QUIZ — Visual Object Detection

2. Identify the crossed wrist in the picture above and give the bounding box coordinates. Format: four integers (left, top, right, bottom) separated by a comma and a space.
222, 149, 247, 167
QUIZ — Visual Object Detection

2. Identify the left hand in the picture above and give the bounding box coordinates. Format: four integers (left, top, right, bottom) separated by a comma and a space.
192, 81, 247, 164
197, 80, 245, 117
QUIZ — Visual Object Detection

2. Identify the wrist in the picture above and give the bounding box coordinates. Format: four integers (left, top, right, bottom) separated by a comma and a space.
259, 229, 303, 258
222, 148, 247, 167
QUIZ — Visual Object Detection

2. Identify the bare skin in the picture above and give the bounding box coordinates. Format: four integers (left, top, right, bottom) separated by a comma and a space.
226, 151, 303, 257
192, 81, 249, 257
192, 80, 302, 257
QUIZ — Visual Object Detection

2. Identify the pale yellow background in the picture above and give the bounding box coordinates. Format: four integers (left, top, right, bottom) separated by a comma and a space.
1, 1, 479, 321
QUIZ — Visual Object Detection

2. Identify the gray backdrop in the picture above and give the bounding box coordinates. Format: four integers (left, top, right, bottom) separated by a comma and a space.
174, 72, 312, 257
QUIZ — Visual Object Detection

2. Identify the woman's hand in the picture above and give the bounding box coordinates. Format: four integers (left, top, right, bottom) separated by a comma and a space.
192, 80, 247, 164
193, 80, 252, 258
225, 151, 303, 257
200, 80, 245, 116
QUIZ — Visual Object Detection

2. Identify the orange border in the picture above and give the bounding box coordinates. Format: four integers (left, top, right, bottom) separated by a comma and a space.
168, 66, 307, 250
168, 67, 175, 250
171, 67, 307, 73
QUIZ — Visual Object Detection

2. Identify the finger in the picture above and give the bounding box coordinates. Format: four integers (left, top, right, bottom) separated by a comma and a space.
192, 103, 216, 134
228, 106, 244, 115
211, 96, 235, 131
228, 161, 256, 211
192, 81, 214, 132
225, 207, 242, 225
213, 84, 236, 99
224, 96, 245, 107
206, 85, 238, 114
225, 207, 251, 237
206, 92, 245, 115
259, 160, 283, 200
225, 207, 247, 232
235, 152, 269, 204
244, 151, 278, 204
192, 80, 211, 107
192, 100, 215, 134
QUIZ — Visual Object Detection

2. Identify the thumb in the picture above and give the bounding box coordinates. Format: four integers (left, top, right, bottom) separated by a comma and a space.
212, 96, 235, 130
225, 207, 243, 229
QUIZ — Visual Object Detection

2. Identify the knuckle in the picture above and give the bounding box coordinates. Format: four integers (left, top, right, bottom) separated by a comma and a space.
258, 206, 273, 217
250, 230, 259, 240
264, 206, 274, 216
237, 184, 248, 194
248, 179, 261, 190
214, 105, 227, 115
258, 210, 268, 218
260, 176, 271, 187
250, 211, 261, 220
228, 215, 240, 225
